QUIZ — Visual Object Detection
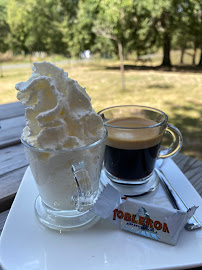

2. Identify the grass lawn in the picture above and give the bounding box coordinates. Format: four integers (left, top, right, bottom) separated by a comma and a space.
0, 54, 201, 160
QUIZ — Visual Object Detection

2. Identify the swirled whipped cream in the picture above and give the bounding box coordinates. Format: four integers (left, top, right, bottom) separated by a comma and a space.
16, 61, 104, 150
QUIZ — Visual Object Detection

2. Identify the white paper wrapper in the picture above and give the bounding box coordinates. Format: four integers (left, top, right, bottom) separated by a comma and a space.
91, 184, 197, 245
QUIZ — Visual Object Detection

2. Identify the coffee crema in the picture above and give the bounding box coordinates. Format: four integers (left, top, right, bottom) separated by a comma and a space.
106, 117, 162, 150
104, 117, 163, 181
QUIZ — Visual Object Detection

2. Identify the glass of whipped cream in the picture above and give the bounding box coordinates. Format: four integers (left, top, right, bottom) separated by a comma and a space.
22, 129, 107, 231
16, 61, 107, 231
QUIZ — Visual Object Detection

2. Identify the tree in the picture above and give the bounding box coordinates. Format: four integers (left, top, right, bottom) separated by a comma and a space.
92, 0, 127, 90
7, 0, 66, 55
61, 0, 96, 57
4, 0, 201, 69
187, 0, 202, 66
0, 0, 10, 53
64, 0, 115, 58
172, 16, 192, 65
134, 0, 198, 67
166, 0, 202, 66
143, 0, 181, 67
56, 0, 79, 57
0, 0, 10, 77
88, 0, 136, 91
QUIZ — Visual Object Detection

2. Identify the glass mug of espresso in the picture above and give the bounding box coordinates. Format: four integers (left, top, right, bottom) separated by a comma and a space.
98, 105, 183, 195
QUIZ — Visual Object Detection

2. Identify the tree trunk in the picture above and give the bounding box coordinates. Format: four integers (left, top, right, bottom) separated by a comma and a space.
197, 48, 202, 67
180, 49, 185, 64
124, 48, 129, 60
192, 44, 197, 65
161, 31, 172, 67
0, 60, 3, 78
117, 41, 125, 91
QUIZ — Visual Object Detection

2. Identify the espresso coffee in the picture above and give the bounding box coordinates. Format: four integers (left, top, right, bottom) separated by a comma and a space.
104, 117, 163, 182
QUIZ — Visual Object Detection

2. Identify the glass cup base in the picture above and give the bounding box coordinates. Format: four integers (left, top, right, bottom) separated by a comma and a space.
105, 170, 153, 185
34, 196, 100, 231
104, 170, 160, 196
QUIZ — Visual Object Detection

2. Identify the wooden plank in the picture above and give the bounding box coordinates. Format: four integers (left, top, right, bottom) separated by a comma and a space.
0, 144, 28, 211
0, 166, 28, 212
0, 144, 28, 176
0, 115, 26, 148
173, 154, 202, 196
0, 210, 9, 234
0, 102, 25, 120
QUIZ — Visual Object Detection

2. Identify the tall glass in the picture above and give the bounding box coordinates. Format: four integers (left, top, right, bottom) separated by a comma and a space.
98, 105, 182, 195
22, 129, 107, 231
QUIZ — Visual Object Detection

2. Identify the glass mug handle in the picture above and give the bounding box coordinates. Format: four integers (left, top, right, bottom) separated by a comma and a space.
71, 161, 94, 212
158, 124, 183, 159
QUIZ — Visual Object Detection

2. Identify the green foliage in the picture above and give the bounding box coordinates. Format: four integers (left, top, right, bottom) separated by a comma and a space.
0, 0, 201, 65
7, 0, 66, 54
57, 0, 79, 56
172, 1, 202, 48
92, 0, 134, 51
0, 0, 10, 52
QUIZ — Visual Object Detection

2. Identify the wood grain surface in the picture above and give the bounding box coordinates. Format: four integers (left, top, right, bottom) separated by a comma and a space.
0, 101, 25, 120
173, 154, 202, 196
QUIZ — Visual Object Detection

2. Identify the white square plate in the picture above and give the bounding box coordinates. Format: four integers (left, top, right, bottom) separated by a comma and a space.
0, 159, 202, 270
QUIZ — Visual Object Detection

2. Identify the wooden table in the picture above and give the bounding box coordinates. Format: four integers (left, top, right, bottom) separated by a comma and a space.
0, 102, 202, 269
